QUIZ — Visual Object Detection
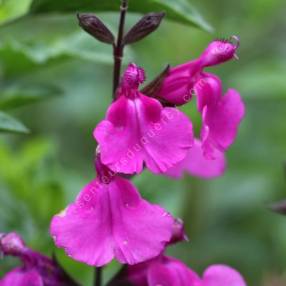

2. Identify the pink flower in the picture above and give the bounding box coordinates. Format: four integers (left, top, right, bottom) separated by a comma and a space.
50, 158, 174, 267
0, 232, 77, 286
121, 256, 247, 286
165, 139, 226, 179
94, 63, 194, 175
156, 37, 239, 106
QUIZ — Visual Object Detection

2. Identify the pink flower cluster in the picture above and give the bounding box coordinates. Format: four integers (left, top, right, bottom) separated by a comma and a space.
48, 38, 246, 285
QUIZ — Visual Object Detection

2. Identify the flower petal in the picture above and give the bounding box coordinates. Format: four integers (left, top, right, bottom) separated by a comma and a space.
0, 268, 43, 286
94, 94, 193, 174
165, 139, 226, 179
50, 180, 114, 267
202, 265, 247, 286
127, 256, 201, 286
147, 257, 201, 286
147, 263, 174, 286
201, 89, 245, 158
194, 73, 222, 112
50, 177, 173, 266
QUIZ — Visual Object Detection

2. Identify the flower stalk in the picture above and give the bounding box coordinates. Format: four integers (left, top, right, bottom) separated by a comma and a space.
95, 267, 102, 286
113, 0, 128, 97
95, 1, 128, 284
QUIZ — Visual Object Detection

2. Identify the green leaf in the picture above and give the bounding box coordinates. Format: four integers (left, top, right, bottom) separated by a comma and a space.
0, 0, 32, 25
0, 111, 29, 133
0, 84, 61, 110
30, 0, 213, 32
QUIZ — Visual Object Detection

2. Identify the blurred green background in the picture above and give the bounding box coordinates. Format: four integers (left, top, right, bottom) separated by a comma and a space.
0, 0, 286, 285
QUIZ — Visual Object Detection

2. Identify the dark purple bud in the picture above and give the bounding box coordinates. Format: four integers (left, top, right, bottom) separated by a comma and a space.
77, 13, 115, 44
141, 65, 170, 98
270, 200, 286, 215
123, 12, 165, 45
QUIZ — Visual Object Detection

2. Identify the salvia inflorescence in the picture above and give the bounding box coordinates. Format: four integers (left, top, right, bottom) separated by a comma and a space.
1, 1, 248, 286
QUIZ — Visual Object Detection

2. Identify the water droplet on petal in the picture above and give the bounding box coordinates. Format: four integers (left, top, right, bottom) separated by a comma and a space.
123, 240, 128, 245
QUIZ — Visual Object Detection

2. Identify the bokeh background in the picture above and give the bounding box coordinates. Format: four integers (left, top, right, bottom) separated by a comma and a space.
1, 0, 286, 285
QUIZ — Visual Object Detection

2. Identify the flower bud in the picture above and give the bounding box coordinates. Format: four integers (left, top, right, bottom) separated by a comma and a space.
199, 36, 240, 67
123, 12, 165, 45
77, 13, 115, 44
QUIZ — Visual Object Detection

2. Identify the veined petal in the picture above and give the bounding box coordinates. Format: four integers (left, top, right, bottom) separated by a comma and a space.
202, 265, 247, 286
94, 94, 193, 174
50, 177, 173, 267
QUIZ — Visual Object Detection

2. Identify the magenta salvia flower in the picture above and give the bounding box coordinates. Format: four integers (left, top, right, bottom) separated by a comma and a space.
197, 78, 245, 159
156, 37, 239, 106
165, 139, 226, 179
50, 157, 174, 267
126, 256, 247, 286
0, 232, 78, 286
94, 63, 194, 175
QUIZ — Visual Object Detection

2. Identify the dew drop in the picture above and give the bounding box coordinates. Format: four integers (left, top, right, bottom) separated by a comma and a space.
123, 240, 128, 245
